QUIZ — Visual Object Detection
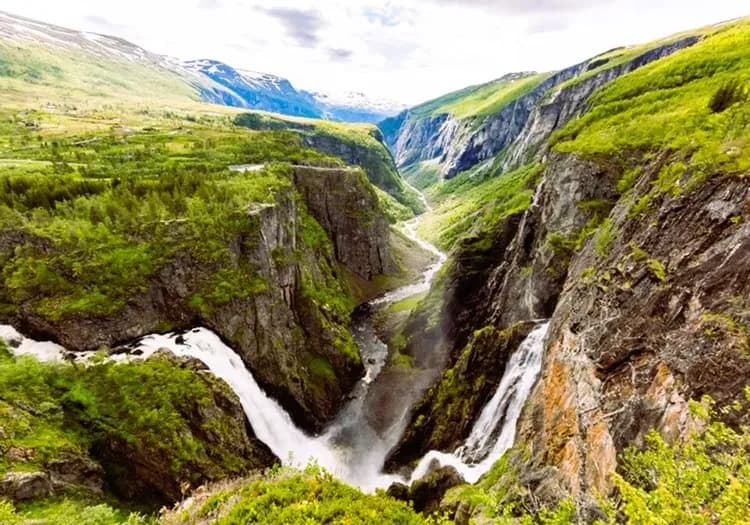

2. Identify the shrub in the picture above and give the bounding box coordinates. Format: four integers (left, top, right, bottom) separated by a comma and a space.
708, 78, 747, 113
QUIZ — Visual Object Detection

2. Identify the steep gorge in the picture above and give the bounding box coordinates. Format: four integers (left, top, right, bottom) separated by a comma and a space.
375, 18, 750, 520
2, 11, 750, 524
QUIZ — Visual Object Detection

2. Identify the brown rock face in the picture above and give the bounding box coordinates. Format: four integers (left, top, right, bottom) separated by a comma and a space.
519, 167, 750, 503
389, 148, 750, 514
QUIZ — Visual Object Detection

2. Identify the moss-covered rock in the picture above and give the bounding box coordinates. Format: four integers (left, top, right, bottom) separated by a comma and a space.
0, 351, 276, 509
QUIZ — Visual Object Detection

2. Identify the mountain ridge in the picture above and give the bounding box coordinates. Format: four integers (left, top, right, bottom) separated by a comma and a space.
0, 10, 399, 123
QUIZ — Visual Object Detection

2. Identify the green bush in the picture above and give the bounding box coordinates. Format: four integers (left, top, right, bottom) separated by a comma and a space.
598, 394, 750, 524
168, 465, 431, 525
708, 78, 747, 113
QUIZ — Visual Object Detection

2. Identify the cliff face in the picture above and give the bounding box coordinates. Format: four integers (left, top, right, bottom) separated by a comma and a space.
385, 22, 750, 514
293, 166, 396, 280
390, 149, 750, 506
382, 36, 701, 182
517, 160, 750, 506
4, 167, 394, 433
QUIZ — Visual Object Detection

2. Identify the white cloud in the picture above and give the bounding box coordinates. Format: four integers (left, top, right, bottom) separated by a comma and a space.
1, 0, 748, 105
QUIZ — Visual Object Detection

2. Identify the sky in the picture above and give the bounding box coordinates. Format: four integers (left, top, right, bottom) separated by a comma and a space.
2, 0, 749, 105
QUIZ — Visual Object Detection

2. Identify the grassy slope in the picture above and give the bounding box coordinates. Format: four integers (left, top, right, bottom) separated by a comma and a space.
553, 20, 750, 181
417, 163, 544, 251
0, 40, 200, 112
558, 22, 721, 90
409, 73, 546, 120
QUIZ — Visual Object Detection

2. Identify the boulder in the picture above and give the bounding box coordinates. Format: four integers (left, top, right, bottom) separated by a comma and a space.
0, 471, 51, 500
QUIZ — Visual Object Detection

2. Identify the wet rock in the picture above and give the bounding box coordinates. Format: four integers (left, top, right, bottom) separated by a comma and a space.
385, 481, 410, 502
409, 466, 464, 514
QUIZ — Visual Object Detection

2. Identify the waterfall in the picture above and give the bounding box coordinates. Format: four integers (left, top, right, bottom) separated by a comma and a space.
0, 186, 547, 491
409, 322, 549, 484
134, 327, 405, 491
132, 330, 339, 471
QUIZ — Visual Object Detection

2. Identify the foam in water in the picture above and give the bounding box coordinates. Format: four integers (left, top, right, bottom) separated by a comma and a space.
0, 325, 65, 361
409, 323, 549, 484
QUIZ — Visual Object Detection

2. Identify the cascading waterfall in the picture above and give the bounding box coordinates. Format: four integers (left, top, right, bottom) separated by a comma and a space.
132, 329, 340, 470
408, 322, 549, 484
0, 186, 549, 492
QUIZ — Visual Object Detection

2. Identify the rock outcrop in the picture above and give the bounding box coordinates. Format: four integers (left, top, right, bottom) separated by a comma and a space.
293, 166, 396, 280
3, 166, 395, 432
516, 162, 750, 507
382, 36, 701, 181
0, 472, 52, 501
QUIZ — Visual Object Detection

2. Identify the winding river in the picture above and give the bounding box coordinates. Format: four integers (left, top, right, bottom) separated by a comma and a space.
0, 184, 549, 492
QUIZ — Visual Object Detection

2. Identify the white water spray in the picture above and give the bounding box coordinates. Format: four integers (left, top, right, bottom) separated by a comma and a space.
409, 323, 549, 484
0, 186, 548, 491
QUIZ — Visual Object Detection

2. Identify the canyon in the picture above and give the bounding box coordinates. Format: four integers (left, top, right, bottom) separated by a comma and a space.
1, 9, 749, 525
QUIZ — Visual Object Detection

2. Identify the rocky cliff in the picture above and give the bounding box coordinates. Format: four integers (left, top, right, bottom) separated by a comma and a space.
3, 166, 395, 433
382, 36, 701, 182
384, 20, 750, 518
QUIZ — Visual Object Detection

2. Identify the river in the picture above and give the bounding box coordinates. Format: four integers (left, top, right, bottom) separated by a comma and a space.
0, 186, 549, 492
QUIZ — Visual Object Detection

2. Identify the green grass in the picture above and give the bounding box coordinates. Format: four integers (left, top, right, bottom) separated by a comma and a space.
552, 20, 750, 205
418, 163, 544, 250
1, 498, 149, 525
437, 74, 548, 119
0, 351, 254, 482
401, 160, 442, 190
388, 293, 427, 314
408, 73, 546, 120
0, 40, 198, 110
558, 23, 716, 91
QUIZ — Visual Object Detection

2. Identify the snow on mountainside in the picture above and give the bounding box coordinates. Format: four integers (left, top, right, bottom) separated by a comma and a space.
0, 10, 157, 63
182, 59, 403, 122
0, 10, 244, 105
181, 59, 321, 118
0, 10, 404, 123
310, 91, 406, 123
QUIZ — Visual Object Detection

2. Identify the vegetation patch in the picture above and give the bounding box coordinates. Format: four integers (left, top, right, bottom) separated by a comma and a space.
418, 163, 544, 250
553, 21, 750, 197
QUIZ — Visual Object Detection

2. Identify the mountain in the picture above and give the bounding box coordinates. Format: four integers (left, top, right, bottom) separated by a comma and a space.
183, 59, 404, 122
309, 90, 407, 123
0, 11, 400, 123
0, 10, 241, 108
182, 58, 322, 118
380, 29, 710, 186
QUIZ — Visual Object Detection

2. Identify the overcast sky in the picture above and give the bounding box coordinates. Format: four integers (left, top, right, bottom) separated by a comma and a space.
2, 1, 749, 105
